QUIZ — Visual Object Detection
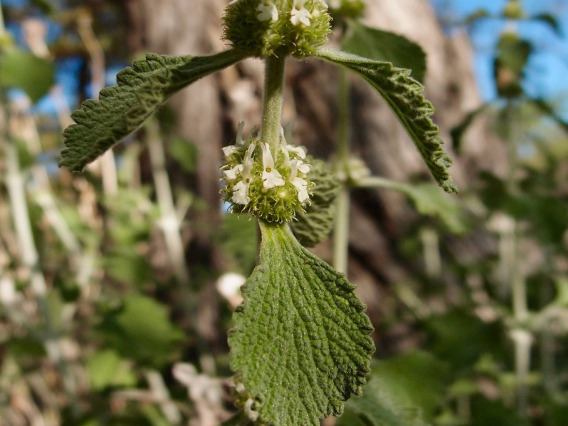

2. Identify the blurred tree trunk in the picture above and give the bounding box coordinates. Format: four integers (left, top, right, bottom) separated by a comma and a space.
122, 0, 505, 350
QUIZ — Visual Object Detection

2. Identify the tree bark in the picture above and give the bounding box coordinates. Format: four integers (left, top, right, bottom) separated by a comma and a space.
124, 0, 504, 345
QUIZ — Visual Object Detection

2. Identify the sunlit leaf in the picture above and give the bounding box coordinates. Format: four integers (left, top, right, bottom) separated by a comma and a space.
60, 49, 247, 171
229, 223, 374, 425
315, 48, 457, 193
343, 22, 427, 82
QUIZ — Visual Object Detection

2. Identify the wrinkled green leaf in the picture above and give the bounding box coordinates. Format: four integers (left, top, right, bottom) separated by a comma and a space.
291, 158, 341, 247
60, 49, 247, 171
0, 50, 55, 102
338, 352, 448, 426
99, 294, 184, 367
343, 22, 426, 82
315, 48, 457, 193
229, 223, 374, 425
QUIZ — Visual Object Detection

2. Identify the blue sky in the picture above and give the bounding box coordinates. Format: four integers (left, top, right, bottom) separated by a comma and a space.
3, 0, 568, 117
431, 0, 568, 106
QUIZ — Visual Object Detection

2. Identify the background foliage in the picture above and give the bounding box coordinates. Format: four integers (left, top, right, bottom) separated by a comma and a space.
0, 0, 567, 425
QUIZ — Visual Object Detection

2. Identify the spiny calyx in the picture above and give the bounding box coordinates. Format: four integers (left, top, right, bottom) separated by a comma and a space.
223, 0, 331, 58
221, 123, 313, 223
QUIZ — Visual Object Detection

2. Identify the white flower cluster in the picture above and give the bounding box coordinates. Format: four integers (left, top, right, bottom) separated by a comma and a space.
222, 124, 312, 210
228, 0, 328, 27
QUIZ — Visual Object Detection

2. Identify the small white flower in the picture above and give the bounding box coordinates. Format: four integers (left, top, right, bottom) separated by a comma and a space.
231, 142, 257, 205
222, 145, 239, 159
256, 0, 279, 22
286, 145, 306, 159
289, 158, 311, 203
232, 180, 251, 205
291, 177, 309, 202
291, 158, 311, 175
223, 164, 243, 181
261, 143, 285, 189
290, 0, 312, 26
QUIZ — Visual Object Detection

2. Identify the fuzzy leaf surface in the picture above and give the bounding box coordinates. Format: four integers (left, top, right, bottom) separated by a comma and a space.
315, 48, 457, 193
60, 49, 246, 171
229, 223, 374, 425
342, 22, 426, 82
291, 158, 341, 247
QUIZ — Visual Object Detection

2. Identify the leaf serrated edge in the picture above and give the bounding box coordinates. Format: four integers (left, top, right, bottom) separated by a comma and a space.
314, 48, 458, 194
60, 49, 246, 172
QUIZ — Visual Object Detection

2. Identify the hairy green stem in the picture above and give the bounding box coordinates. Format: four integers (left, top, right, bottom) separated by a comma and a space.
333, 190, 350, 274
260, 54, 287, 153
333, 68, 351, 275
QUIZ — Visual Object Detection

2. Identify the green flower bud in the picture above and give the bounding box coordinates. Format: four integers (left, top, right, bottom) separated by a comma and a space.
221, 124, 314, 223
223, 0, 331, 58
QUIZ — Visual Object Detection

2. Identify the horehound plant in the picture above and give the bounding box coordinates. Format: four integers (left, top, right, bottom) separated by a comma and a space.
60, 0, 456, 424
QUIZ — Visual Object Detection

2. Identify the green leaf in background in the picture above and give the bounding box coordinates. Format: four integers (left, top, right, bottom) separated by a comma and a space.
167, 137, 198, 173
315, 48, 457, 193
338, 352, 449, 426
220, 412, 255, 426
30, 0, 55, 14
342, 22, 427, 83
229, 223, 374, 425
60, 49, 247, 172
470, 397, 530, 426
529, 99, 568, 135
291, 158, 341, 247
463, 9, 490, 25
99, 294, 183, 367
450, 103, 490, 152
531, 13, 561, 35
426, 310, 506, 373
0, 50, 55, 102
87, 349, 137, 391
362, 178, 468, 233
104, 250, 154, 285
219, 213, 258, 275
402, 183, 469, 234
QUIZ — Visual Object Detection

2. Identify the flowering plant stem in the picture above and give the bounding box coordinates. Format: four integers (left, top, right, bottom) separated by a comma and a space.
334, 68, 351, 274
260, 53, 287, 153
